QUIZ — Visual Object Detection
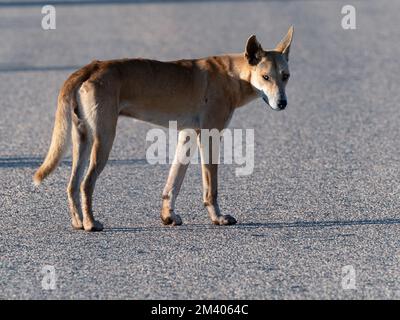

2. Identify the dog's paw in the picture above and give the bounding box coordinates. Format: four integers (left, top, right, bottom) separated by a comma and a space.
71, 218, 83, 230
212, 214, 237, 226
83, 220, 104, 232
161, 214, 182, 226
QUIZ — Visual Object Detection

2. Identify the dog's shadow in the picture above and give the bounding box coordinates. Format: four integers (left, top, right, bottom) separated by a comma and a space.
104, 218, 400, 233
0, 156, 147, 168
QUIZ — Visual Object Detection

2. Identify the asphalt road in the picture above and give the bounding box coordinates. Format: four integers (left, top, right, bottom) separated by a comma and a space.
1, 0, 400, 299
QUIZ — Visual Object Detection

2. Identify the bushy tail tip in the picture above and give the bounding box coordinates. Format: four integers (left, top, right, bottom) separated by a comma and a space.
33, 170, 44, 187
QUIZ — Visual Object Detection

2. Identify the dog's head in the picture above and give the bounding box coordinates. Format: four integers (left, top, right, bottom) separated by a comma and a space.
245, 26, 293, 111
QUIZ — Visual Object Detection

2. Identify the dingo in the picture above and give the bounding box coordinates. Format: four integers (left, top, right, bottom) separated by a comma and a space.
33, 27, 294, 231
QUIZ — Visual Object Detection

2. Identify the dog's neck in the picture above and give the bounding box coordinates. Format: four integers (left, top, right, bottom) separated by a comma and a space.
215, 53, 259, 108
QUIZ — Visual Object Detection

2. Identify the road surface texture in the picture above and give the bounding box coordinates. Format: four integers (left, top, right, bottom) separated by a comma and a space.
1, 0, 400, 299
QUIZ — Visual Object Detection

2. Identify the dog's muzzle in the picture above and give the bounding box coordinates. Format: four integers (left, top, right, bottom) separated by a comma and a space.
262, 94, 287, 111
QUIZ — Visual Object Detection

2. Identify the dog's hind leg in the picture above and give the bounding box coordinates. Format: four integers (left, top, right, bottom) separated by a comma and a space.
161, 129, 197, 226
67, 118, 90, 230
77, 82, 118, 231
79, 118, 116, 231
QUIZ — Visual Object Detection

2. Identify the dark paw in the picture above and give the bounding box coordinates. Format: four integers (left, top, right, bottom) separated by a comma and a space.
212, 215, 237, 226
161, 214, 182, 226
83, 220, 104, 232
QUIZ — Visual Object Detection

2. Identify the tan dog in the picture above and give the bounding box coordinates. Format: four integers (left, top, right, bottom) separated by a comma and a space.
33, 27, 293, 231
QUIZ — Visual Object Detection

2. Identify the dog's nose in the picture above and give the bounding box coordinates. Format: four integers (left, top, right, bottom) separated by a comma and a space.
277, 99, 287, 109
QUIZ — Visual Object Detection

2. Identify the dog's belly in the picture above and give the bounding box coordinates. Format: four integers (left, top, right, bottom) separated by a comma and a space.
119, 101, 201, 129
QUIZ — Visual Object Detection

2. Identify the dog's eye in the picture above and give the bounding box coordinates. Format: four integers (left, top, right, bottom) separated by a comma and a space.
282, 74, 290, 81
262, 75, 270, 81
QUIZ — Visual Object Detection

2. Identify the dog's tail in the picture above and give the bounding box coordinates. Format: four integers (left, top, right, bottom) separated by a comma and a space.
33, 64, 94, 186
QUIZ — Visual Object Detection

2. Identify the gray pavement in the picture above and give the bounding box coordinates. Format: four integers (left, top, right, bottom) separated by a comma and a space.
1, 0, 400, 299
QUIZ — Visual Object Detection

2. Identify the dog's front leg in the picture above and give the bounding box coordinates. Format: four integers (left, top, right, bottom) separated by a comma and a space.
197, 132, 237, 226
161, 129, 197, 226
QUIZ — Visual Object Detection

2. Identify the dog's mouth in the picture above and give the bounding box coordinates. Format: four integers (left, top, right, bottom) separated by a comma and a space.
262, 93, 285, 111
262, 94, 278, 111
261, 94, 271, 107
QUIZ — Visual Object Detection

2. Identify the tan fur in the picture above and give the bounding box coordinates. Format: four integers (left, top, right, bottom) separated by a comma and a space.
33, 27, 294, 231
33, 64, 97, 186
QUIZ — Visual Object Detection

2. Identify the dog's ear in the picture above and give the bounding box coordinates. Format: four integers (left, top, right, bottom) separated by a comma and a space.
275, 26, 294, 61
245, 35, 263, 66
